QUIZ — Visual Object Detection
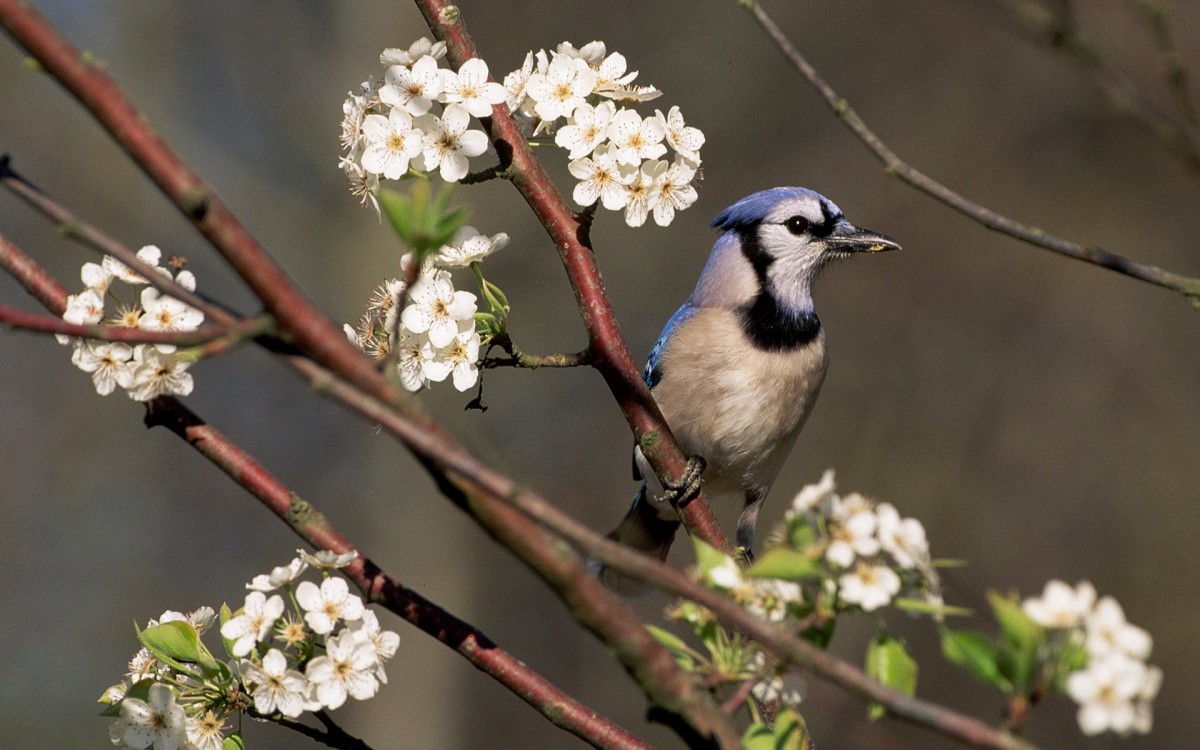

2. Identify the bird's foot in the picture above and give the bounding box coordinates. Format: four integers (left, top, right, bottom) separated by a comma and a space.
660, 455, 707, 509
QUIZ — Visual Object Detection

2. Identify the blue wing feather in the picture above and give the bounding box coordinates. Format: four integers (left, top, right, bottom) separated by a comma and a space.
644, 302, 697, 390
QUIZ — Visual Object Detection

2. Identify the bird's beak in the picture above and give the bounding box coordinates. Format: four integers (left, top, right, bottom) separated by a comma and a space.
825, 221, 901, 253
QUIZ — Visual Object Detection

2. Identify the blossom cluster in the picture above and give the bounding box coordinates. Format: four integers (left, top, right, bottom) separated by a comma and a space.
660, 472, 938, 715
58, 246, 203, 401
339, 38, 499, 212
345, 225, 508, 393
1023, 580, 1161, 736
102, 550, 399, 750
505, 40, 704, 226
340, 39, 704, 227
785, 469, 936, 613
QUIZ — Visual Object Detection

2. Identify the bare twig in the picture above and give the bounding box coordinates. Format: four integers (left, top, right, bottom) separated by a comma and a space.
1134, 0, 1199, 127
982, 0, 1200, 172
741, 0, 1200, 302
277, 711, 374, 750
482, 333, 592, 369
0, 302, 271, 349
1, 155, 238, 327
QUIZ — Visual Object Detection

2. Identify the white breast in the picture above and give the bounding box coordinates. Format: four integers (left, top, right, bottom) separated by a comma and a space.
649, 307, 828, 495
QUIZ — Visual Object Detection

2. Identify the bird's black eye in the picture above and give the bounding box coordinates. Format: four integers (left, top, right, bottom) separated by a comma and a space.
784, 215, 810, 235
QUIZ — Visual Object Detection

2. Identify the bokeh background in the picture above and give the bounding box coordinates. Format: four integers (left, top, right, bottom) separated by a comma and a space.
2, 1, 1197, 748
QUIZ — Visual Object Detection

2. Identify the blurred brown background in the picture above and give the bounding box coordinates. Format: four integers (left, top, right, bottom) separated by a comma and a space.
2, 1, 1197, 748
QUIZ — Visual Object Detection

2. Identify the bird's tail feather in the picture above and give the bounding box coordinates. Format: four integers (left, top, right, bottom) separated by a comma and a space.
596, 485, 680, 594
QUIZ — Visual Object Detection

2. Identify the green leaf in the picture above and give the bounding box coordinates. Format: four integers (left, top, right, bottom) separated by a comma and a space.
866, 634, 918, 719
222, 733, 246, 750
690, 537, 734, 577
987, 591, 1044, 693
940, 628, 1010, 691
379, 183, 468, 260
746, 547, 823, 581
645, 625, 698, 671
139, 621, 203, 666
893, 597, 973, 618
741, 708, 810, 750
99, 679, 155, 717
787, 521, 817, 551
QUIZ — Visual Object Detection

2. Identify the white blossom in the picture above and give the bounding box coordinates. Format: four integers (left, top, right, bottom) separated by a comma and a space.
656, 105, 705, 161
380, 38, 446, 67
360, 107, 422, 180
606, 108, 666, 166
1085, 596, 1152, 660
305, 629, 381, 710
524, 55, 596, 122
183, 711, 227, 750
246, 557, 309, 592
138, 286, 204, 352
379, 55, 443, 116
299, 548, 359, 570
107, 683, 186, 750
1022, 579, 1096, 629
347, 609, 401, 683
826, 493, 879, 568
554, 101, 615, 159
126, 346, 194, 402
788, 469, 837, 516
240, 648, 308, 718
434, 226, 509, 268
648, 158, 698, 226
72, 341, 134, 396
220, 591, 285, 658
568, 143, 633, 210
838, 561, 901, 612
400, 268, 477, 348
414, 104, 489, 182
440, 57, 506, 118
875, 502, 929, 569
295, 576, 365, 635
1066, 654, 1149, 736
103, 245, 163, 285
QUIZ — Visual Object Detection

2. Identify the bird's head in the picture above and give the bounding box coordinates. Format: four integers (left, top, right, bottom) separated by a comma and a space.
708, 186, 900, 315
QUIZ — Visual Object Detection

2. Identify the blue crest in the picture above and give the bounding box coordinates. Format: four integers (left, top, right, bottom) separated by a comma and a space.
711, 187, 822, 231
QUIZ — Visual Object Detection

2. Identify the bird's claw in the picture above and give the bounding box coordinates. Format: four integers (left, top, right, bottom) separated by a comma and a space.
660, 455, 707, 508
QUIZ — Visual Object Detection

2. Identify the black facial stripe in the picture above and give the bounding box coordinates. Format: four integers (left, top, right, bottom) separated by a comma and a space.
735, 226, 822, 351
811, 200, 841, 239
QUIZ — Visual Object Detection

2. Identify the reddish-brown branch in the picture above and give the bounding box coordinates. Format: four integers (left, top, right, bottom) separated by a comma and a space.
0, 232, 69, 312
141, 395, 655, 750
287, 355, 742, 748
0, 302, 270, 348
411, 0, 732, 554
0, 1, 397, 405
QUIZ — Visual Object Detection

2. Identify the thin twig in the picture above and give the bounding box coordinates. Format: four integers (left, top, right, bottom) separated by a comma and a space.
741, 0, 1200, 302
277, 712, 374, 750
482, 333, 592, 369
1, 155, 239, 327
1134, 0, 1199, 127
982, 0, 1200, 172
0, 302, 269, 348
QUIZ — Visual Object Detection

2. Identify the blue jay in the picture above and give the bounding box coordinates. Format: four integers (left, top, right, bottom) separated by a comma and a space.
601, 186, 898, 589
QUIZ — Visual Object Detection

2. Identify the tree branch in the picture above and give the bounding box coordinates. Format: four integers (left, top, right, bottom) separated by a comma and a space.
277, 711, 374, 750
740, 0, 1200, 302
0, 302, 271, 349
0, 1, 398, 406
0, 230, 655, 750
411, 0, 734, 553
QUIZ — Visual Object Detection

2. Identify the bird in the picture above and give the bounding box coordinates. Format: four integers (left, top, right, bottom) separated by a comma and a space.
600, 186, 899, 591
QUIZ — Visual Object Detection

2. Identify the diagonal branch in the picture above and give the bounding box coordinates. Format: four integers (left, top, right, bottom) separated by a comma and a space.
0, 233, 655, 750
740, 0, 1200, 302
0, 302, 272, 348
411, 0, 733, 554
0, 0, 397, 405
